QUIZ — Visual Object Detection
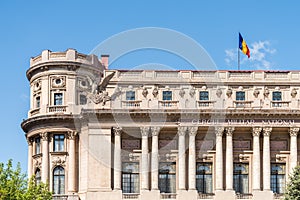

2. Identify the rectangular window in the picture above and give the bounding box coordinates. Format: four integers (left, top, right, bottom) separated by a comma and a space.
122, 162, 139, 193
36, 96, 40, 108
271, 164, 285, 194
199, 91, 209, 101
163, 91, 172, 101
126, 91, 135, 101
53, 134, 65, 152
159, 162, 176, 193
79, 94, 87, 105
273, 91, 282, 101
196, 163, 213, 194
54, 93, 63, 105
35, 137, 41, 154
236, 91, 245, 101
233, 163, 249, 194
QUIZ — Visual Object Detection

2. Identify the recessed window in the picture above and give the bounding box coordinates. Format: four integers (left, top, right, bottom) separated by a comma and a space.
122, 162, 139, 193
163, 91, 172, 101
35, 137, 41, 154
53, 166, 65, 194
35, 168, 41, 185
36, 96, 40, 108
271, 164, 285, 194
273, 91, 282, 101
126, 91, 135, 101
196, 162, 213, 194
233, 163, 249, 194
54, 93, 63, 105
159, 162, 176, 193
199, 91, 209, 101
53, 134, 64, 152
236, 91, 245, 101
79, 94, 87, 105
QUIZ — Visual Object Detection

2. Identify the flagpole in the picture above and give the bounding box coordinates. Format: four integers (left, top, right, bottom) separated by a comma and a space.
238, 46, 240, 70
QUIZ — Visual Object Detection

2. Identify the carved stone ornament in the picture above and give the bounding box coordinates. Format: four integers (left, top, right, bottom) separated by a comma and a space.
87, 91, 111, 106
52, 157, 66, 167
166, 153, 177, 162
226, 127, 235, 136
112, 87, 122, 98
289, 127, 299, 137
263, 127, 272, 136
252, 127, 262, 137
27, 137, 33, 145
179, 88, 185, 98
215, 127, 224, 137
152, 87, 159, 98
113, 127, 122, 136
291, 88, 297, 98
188, 126, 198, 136
216, 88, 222, 98
263, 87, 270, 98
189, 87, 196, 97
34, 159, 42, 169
40, 132, 48, 141
33, 80, 41, 92
129, 153, 140, 161
253, 89, 260, 98
226, 88, 233, 98
142, 87, 148, 98
151, 127, 161, 136
51, 76, 66, 89
140, 127, 150, 137
68, 131, 77, 140
178, 126, 187, 136
239, 154, 251, 162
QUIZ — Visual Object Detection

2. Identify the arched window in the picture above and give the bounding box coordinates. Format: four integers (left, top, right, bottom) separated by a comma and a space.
53, 166, 65, 194
35, 168, 41, 185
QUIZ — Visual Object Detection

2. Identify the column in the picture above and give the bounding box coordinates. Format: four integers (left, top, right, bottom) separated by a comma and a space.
225, 127, 235, 190
41, 132, 49, 183
151, 127, 161, 190
178, 126, 187, 190
68, 131, 77, 193
27, 138, 33, 179
289, 127, 299, 173
141, 127, 150, 190
113, 127, 122, 190
263, 127, 272, 191
215, 127, 224, 191
252, 127, 262, 191
188, 126, 198, 190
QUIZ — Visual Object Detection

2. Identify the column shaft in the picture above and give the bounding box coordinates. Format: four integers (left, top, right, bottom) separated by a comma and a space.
289, 128, 299, 173
225, 127, 234, 190
215, 127, 224, 190
178, 127, 187, 190
252, 127, 262, 191
263, 128, 272, 191
188, 127, 197, 190
151, 127, 160, 190
141, 127, 150, 190
27, 138, 33, 179
113, 127, 122, 190
68, 131, 77, 193
41, 132, 49, 183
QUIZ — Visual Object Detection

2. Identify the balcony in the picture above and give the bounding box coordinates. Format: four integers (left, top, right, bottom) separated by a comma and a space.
198, 193, 214, 199
159, 101, 179, 109
197, 101, 215, 108
122, 100, 142, 108
236, 193, 253, 199
52, 194, 79, 200
30, 108, 40, 116
271, 101, 290, 108
48, 105, 67, 113
234, 101, 253, 108
160, 193, 177, 199
122, 193, 139, 199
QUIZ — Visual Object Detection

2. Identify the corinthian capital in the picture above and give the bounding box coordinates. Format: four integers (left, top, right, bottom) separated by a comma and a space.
40, 132, 48, 141
113, 127, 122, 136
225, 127, 235, 136
140, 127, 150, 137
151, 127, 161, 136
26, 137, 33, 145
215, 127, 224, 137
289, 127, 299, 137
178, 126, 187, 136
263, 127, 272, 137
188, 126, 198, 136
252, 127, 262, 137
68, 131, 78, 140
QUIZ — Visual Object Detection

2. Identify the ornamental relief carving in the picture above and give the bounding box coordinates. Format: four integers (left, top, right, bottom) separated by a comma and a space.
140, 127, 150, 137
52, 156, 66, 168
151, 127, 161, 136
40, 132, 48, 141
77, 78, 89, 90
50, 76, 66, 89
252, 127, 262, 137
67, 131, 78, 140
289, 127, 299, 137
33, 80, 41, 92
113, 127, 122, 136
34, 158, 42, 169
178, 126, 187, 136
215, 127, 224, 136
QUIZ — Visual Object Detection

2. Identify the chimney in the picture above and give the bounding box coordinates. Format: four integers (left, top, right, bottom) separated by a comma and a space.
101, 55, 109, 70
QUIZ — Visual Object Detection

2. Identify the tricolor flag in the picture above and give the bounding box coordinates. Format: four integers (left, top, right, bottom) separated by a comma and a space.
239, 33, 250, 58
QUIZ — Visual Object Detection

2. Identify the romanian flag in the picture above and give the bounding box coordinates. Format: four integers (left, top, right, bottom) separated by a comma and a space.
239, 33, 250, 58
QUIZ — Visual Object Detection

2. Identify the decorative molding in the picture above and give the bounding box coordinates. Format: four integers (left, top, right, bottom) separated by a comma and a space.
264, 87, 270, 98
128, 153, 140, 162
152, 87, 158, 98
178, 126, 187, 136
140, 127, 150, 137
52, 156, 66, 167
142, 87, 148, 98
225, 127, 235, 136
253, 89, 260, 98
289, 127, 299, 137
263, 127, 272, 136
51, 76, 66, 89
239, 153, 251, 162
33, 80, 41, 92
252, 127, 262, 137
188, 126, 198, 136
189, 87, 196, 97
27, 137, 33, 145
68, 131, 78, 140
151, 127, 161, 136
34, 159, 42, 169
179, 88, 185, 98
113, 127, 122, 136
216, 88, 222, 98
226, 88, 233, 98
215, 127, 224, 137
40, 132, 48, 141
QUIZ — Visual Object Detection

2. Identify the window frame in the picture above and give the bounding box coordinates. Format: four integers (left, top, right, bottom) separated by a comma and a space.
53, 134, 65, 152
159, 162, 176, 193
272, 91, 282, 101
271, 163, 286, 194
121, 162, 140, 193
196, 162, 213, 194
79, 94, 87, 105
53, 166, 65, 195
35, 137, 41, 155
126, 91, 136, 101
233, 163, 249, 194
162, 91, 172, 101
236, 91, 245, 101
36, 96, 41, 108
35, 168, 41, 185
53, 93, 63, 106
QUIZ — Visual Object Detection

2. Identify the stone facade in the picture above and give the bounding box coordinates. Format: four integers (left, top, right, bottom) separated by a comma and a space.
21, 49, 300, 200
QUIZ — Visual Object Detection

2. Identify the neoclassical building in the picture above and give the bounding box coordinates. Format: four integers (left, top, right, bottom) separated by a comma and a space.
21, 49, 300, 200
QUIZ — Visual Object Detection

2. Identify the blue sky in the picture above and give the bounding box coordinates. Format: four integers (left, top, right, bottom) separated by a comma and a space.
0, 0, 299, 171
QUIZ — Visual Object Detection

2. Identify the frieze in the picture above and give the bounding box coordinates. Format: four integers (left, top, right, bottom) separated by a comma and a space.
122, 139, 140, 150
271, 140, 288, 151
196, 140, 214, 150
52, 156, 66, 167
234, 140, 251, 150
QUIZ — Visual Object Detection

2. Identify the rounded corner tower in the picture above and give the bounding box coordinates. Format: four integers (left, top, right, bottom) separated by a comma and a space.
21, 49, 105, 198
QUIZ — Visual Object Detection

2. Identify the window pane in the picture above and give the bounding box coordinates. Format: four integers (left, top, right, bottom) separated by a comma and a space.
233, 163, 249, 194
236, 91, 245, 101
199, 91, 209, 101
36, 96, 40, 108
35, 137, 41, 154
271, 164, 285, 194
273, 91, 282, 101
53, 134, 64, 152
35, 169, 41, 185
196, 163, 213, 194
53, 166, 65, 194
159, 162, 176, 193
80, 94, 87, 105
126, 91, 135, 101
163, 91, 172, 101
122, 163, 139, 193
54, 93, 63, 105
